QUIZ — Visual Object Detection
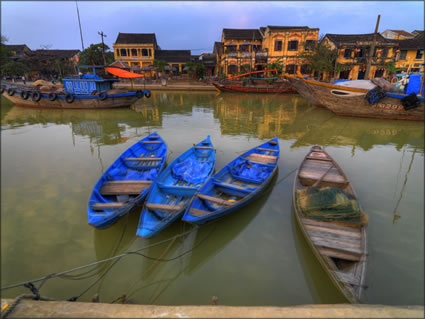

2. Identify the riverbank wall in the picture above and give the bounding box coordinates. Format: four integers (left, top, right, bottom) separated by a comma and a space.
1, 299, 423, 318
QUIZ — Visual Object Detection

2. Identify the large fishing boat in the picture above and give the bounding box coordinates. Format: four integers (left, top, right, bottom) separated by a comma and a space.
0, 66, 151, 109
287, 74, 424, 121
213, 70, 295, 94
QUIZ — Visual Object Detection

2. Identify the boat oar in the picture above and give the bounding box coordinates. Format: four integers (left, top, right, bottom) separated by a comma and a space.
312, 163, 334, 187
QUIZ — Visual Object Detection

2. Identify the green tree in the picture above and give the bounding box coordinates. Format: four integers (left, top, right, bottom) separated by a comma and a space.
78, 43, 114, 65
0, 35, 30, 77
184, 62, 205, 79
152, 59, 168, 72
265, 57, 284, 76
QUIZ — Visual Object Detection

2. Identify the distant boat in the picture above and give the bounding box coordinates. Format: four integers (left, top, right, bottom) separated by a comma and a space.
88, 132, 167, 229
293, 145, 368, 303
213, 70, 295, 94
137, 136, 216, 238
182, 137, 279, 224
0, 65, 151, 109
287, 75, 424, 121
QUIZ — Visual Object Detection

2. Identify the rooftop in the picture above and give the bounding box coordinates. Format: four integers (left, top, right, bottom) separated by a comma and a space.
324, 33, 398, 46
222, 29, 263, 41
389, 29, 415, 38
154, 50, 191, 63
399, 32, 425, 50
266, 25, 319, 31
115, 33, 158, 46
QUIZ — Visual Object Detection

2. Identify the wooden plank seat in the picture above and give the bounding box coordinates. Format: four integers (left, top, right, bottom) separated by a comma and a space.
213, 181, 253, 192
194, 146, 213, 150
142, 141, 162, 144
299, 161, 347, 185
306, 156, 333, 162
301, 218, 361, 233
269, 140, 278, 145
190, 208, 211, 217
196, 193, 236, 207
92, 202, 126, 211
100, 180, 151, 196
124, 157, 162, 161
246, 153, 277, 164
145, 203, 184, 212
257, 147, 278, 153
332, 270, 364, 287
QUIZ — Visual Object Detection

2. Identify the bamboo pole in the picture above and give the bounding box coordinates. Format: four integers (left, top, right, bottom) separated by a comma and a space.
365, 14, 381, 80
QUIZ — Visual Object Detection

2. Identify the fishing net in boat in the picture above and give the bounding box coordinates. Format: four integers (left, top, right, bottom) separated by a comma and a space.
172, 158, 213, 184
296, 186, 365, 225
230, 158, 273, 183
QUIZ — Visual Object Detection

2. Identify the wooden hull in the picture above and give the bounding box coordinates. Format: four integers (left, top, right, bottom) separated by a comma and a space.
288, 77, 425, 120
182, 137, 279, 224
213, 81, 295, 94
137, 136, 216, 238
2, 91, 140, 109
87, 132, 167, 229
293, 145, 367, 303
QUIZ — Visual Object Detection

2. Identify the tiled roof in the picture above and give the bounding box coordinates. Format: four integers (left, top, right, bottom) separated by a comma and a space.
213, 42, 224, 55
399, 32, 425, 50
222, 29, 263, 41
30, 49, 80, 59
325, 33, 398, 45
154, 50, 191, 63
115, 33, 158, 46
390, 30, 414, 38
267, 25, 319, 31
5, 44, 31, 52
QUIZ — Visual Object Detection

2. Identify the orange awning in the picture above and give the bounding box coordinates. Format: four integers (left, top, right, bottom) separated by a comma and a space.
105, 67, 144, 78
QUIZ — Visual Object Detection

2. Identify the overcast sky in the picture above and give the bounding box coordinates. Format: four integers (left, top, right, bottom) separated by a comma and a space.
1, 1, 423, 53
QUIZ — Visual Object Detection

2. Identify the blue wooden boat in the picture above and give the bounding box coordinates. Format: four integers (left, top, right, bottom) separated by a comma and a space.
182, 137, 279, 225
137, 136, 216, 238
88, 132, 167, 229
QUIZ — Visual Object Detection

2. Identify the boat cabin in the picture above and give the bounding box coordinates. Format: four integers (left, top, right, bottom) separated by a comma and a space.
63, 66, 119, 95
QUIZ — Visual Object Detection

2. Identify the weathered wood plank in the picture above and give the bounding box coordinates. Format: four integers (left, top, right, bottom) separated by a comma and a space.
145, 203, 184, 212
310, 236, 363, 255
124, 157, 162, 161
301, 218, 361, 233
196, 193, 236, 207
215, 181, 251, 191
319, 247, 361, 261
246, 153, 277, 163
304, 224, 361, 239
332, 270, 362, 286
257, 147, 278, 153
306, 229, 361, 245
306, 156, 333, 162
142, 141, 162, 144
194, 146, 213, 150
100, 181, 151, 195
190, 208, 211, 217
92, 202, 126, 211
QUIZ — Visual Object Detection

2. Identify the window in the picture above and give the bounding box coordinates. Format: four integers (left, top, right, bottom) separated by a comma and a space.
381, 48, 388, 58
415, 49, 424, 60
288, 41, 298, 51
142, 49, 148, 56
131, 49, 137, 57
274, 40, 282, 51
399, 50, 407, 60
344, 49, 352, 58
120, 49, 127, 57
339, 70, 350, 80
355, 48, 364, 58
305, 40, 315, 51
300, 64, 311, 74
286, 64, 297, 74
149, 49, 152, 57
253, 45, 262, 52
116, 49, 120, 57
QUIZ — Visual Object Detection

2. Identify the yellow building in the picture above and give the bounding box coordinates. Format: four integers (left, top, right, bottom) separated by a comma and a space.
215, 26, 319, 76
112, 33, 159, 69
395, 31, 424, 73
322, 33, 399, 80
261, 26, 319, 74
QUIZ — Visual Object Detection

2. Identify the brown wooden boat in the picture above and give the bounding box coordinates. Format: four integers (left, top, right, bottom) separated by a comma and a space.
287, 76, 425, 121
213, 69, 295, 94
293, 145, 368, 303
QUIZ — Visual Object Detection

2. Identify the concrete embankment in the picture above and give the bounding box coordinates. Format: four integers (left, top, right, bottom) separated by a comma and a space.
1, 299, 423, 318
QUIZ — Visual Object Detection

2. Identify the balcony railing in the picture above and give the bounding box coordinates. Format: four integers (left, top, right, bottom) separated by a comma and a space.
227, 52, 238, 57
240, 52, 252, 58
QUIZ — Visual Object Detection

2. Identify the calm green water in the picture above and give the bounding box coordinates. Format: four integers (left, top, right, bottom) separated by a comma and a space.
1, 92, 423, 306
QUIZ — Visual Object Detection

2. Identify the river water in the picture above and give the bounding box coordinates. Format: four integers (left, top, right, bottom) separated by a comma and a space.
1, 92, 423, 306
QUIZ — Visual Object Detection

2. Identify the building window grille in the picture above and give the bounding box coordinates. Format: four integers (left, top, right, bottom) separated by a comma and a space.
142, 49, 148, 57
131, 49, 138, 57
120, 49, 127, 57
286, 64, 297, 74
399, 50, 407, 60
344, 49, 352, 58
274, 40, 282, 51
288, 41, 298, 51
415, 49, 424, 60
381, 48, 388, 58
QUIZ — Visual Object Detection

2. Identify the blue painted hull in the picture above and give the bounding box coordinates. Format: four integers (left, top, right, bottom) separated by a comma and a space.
182, 137, 280, 225
137, 136, 216, 238
88, 132, 167, 229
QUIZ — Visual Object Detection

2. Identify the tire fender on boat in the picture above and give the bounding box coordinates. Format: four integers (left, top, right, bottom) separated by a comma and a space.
31, 91, 41, 102
136, 90, 144, 98
98, 91, 107, 100
7, 88, 15, 96
20, 90, 29, 100
48, 92, 57, 101
144, 90, 151, 98
65, 93, 75, 103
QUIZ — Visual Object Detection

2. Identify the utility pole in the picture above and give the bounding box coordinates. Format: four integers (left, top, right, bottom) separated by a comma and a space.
75, 0, 85, 65
365, 14, 381, 80
98, 31, 107, 66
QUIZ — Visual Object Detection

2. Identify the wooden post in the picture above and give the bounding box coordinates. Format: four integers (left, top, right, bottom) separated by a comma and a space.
365, 14, 381, 80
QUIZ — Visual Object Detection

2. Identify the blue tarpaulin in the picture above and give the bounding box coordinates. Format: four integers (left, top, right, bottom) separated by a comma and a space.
172, 158, 213, 184
230, 158, 273, 183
